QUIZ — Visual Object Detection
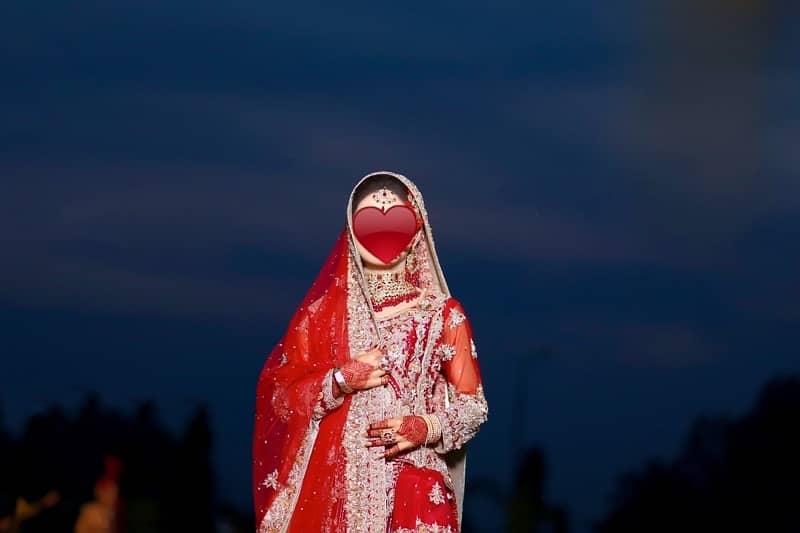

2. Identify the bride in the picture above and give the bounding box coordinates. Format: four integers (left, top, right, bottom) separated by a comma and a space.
253, 171, 489, 532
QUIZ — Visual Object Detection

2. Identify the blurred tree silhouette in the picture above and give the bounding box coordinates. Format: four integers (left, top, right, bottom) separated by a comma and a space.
0, 392, 234, 533
506, 448, 569, 533
463, 445, 569, 532
596, 374, 800, 533
0, 404, 15, 529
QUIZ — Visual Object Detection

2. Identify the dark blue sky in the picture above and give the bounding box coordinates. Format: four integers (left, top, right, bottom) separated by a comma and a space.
2, 1, 799, 531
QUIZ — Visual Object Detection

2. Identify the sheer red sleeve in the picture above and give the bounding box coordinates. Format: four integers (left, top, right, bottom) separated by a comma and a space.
431, 298, 489, 453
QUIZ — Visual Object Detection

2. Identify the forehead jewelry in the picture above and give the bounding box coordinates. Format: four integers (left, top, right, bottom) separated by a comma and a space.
371, 184, 400, 211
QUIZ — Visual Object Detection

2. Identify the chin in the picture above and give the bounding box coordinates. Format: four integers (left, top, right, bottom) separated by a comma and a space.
360, 250, 407, 268
384, 254, 408, 268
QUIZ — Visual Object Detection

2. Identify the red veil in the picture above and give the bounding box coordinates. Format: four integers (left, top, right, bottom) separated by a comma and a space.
252, 225, 354, 531
253, 171, 469, 532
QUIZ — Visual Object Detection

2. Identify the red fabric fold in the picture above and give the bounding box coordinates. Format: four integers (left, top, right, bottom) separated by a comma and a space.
252, 227, 353, 531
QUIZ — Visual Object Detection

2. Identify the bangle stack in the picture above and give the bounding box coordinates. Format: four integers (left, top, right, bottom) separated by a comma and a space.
421, 414, 442, 445
333, 367, 353, 394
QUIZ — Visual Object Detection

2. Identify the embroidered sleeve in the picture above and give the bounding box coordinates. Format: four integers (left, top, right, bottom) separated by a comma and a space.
311, 367, 345, 420
431, 299, 489, 454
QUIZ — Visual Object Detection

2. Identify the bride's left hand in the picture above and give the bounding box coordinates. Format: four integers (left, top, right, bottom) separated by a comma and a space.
364, 416, 428, 459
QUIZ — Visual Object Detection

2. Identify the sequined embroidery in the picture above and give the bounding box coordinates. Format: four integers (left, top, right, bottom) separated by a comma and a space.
433, 383, 488, 455
342, 253, 391, 531
394, 518, 455, 533
262, 469, 279, 490
447, 308, 465, 328
428, 481, 446, 505
436, 344, 456, 362
312, 368, 344, 420
258, 418, 320, 533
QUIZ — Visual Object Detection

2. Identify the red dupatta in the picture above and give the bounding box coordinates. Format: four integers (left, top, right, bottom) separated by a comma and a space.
252, 226, 354, 532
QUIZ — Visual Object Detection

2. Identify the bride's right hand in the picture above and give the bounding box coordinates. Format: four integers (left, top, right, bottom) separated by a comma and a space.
340, 346, 389, 391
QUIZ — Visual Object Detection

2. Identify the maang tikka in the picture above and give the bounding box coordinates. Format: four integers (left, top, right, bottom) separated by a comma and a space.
371, 184, 398, 212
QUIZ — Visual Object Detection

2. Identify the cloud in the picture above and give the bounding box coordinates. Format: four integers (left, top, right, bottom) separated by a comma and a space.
613, 322, 722, 369
1, 237, 310, 322
0, 156, 646, 321
2, 0, 798, 323
434, 204, 639, 263
0, 161, 347, 321
560, 318, 724, 369
0, 1, 632, 75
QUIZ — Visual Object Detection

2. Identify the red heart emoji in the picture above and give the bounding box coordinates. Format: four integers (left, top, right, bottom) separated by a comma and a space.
353, 205, 419, 263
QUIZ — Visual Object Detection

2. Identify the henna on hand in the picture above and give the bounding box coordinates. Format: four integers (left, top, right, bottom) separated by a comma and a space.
368, 419, 393, 431
396, 416, 428, 447
340, 360, 375, 390
366, 419, 394, 441
384, 443, 403, 459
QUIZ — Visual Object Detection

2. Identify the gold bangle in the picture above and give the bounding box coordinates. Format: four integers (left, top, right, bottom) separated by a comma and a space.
421, 414, 432, 445
427, 414, 442, 444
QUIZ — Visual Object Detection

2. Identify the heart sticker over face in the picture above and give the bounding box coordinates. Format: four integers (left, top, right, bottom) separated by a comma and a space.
353, 205, 420, 263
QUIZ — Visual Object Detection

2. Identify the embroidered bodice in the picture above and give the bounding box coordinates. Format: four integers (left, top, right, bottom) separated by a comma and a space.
260, 285, 488, 533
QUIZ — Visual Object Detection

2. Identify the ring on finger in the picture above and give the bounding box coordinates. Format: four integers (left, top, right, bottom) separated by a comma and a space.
381, 430, 394, 444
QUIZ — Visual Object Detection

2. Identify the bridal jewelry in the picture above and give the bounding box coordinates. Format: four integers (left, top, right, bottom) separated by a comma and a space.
333, 367, 354, 394
421, 414, 442, 445
365, 268, 420, 312
404, 239, 421, 288
371, 185, 399, 210
381, 430, 395, 444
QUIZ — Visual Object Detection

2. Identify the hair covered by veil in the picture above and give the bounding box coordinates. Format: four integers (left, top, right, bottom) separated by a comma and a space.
252, 171, 467, 532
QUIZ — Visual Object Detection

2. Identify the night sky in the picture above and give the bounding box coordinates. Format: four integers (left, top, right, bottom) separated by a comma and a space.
2, 2, 799, 531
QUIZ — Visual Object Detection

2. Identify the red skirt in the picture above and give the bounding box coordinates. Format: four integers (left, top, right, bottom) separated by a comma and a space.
389, 463, 459, 532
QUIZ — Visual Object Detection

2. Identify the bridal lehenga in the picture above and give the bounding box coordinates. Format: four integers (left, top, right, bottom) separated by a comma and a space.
253, 171, 489, 532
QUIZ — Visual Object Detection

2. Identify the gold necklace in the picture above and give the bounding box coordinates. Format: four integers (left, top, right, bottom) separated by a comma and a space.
364, 269, 420, 311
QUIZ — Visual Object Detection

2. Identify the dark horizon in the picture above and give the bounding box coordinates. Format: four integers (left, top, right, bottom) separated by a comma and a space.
4, 372, 800, 531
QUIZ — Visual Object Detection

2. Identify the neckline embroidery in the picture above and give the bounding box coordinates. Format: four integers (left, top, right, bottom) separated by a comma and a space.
375, 291, 448, 322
